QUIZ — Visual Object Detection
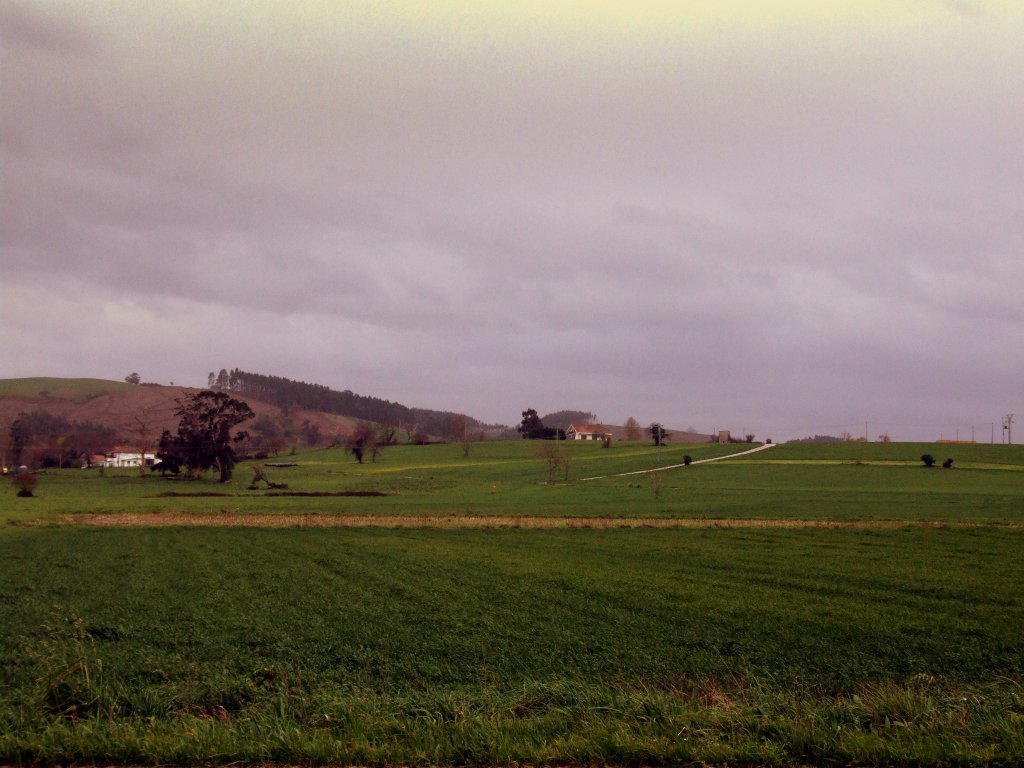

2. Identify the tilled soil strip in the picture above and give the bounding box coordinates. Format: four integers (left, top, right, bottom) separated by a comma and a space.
62, 513, 1011, 530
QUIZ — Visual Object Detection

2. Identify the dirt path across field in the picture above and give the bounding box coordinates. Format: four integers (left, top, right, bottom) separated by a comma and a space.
577, 441, 778, 481
62, 512, 1012, 530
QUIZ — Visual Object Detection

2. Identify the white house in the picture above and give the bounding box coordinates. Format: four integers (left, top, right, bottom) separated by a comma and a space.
566, 423, 613, 441
105, 447, 158, 468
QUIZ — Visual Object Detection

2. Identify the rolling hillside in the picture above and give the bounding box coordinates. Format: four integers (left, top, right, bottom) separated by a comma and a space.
0, 377, 357, 448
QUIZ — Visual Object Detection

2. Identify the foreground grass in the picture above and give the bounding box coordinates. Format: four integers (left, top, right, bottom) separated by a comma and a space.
2, 526, 1023, 764
3, 441, 1024, 764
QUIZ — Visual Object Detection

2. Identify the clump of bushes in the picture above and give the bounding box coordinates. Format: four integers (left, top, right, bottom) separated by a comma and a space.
12, 471, 38, 497
943, 458, 954, 469
683, 455, 693, 466
921, 454, 936, 468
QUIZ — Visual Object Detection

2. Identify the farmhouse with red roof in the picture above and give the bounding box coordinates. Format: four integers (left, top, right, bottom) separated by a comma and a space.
565, 423, 613, 441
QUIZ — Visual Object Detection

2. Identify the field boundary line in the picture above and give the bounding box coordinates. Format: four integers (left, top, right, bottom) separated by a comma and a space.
577, 442, 777, 481
59, 512, 1021, 530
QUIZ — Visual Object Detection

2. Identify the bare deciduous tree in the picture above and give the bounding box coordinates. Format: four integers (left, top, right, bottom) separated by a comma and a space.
346, 424, 378, 464
624, 416, 641, 442
535, 442, 570, 484
131, 406, 159, 477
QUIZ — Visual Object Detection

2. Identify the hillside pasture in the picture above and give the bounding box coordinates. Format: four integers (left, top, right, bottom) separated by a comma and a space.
0, 376, 137, 402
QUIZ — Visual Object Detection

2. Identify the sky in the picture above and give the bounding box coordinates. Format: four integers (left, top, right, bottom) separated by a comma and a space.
1, 1, 1021, 441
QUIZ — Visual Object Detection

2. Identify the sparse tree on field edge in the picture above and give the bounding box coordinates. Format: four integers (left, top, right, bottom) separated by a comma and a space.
346, 424, 377, 464
535, 441, 570, 484
650, 423, 670, 447
131, 406, 159, 477
624, 417, 642, 442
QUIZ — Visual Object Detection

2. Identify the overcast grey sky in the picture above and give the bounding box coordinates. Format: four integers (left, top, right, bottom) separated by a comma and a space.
2, 1, 1021, 440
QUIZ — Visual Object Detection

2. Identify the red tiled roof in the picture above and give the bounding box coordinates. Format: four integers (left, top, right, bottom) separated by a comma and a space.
568, 423, 611, 434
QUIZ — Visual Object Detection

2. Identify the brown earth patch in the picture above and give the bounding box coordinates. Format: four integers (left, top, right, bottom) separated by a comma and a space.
0, 382, 356, 443
61, 513, 1010, 530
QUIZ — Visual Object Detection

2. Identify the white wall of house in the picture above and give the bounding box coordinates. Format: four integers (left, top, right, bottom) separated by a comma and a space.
567, 425, 610, 441
105, 452, 157, 468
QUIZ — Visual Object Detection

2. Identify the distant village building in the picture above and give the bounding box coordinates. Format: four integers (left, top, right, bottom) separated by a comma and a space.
718, 430, 732, 444
105, 447, 157, 468
566, 423, 613, 441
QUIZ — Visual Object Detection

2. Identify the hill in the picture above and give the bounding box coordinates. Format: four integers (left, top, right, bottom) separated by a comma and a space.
217, 368, 495, 438
0, 377, 359, 465
0, 377, 136, 402
0, 377, 717, 467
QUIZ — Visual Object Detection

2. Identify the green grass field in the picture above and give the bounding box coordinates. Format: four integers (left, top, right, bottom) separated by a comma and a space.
6, 439, 1024, 524
2, 439, 1024, 764
0, 376, 136, 402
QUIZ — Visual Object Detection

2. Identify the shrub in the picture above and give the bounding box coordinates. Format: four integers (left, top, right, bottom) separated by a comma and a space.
942, 458, 954, 469
12, 472, 38, 497
921, 454, 936, 468
683, 455, 693, 466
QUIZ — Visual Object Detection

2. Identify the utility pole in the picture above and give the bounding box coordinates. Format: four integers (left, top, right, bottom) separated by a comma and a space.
1005, 414, 1015, 445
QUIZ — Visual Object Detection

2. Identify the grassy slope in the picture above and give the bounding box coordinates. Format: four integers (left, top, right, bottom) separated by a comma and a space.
737, 440, 1024, 467
0, 377, 359, 446
2, 440, 1024, 764
0, 377, 135, 402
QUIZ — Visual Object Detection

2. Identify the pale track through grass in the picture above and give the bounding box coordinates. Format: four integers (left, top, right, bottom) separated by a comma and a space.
576, 441, 777, 480
62, 512, 1020, 530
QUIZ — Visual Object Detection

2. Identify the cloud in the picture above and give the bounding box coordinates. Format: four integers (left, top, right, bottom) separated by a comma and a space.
1, 2, 1021, 439
0, 1, 95, 56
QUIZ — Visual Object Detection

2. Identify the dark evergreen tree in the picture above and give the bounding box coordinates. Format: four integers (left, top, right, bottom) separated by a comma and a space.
518, 408, 543, 438
154, 430, 184, 475
649, 423, 670, 446
8, 417, 32, 464
172, 391, 254, 482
